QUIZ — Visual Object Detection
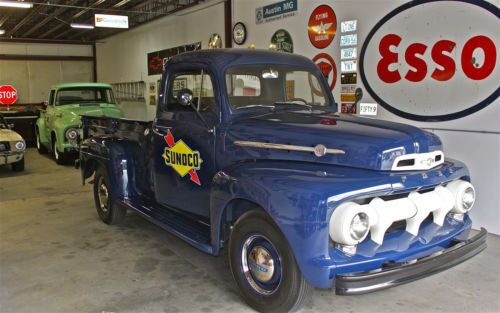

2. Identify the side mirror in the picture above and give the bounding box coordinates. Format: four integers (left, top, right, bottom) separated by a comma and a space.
8, 123, 14, 129
177, 88, 194, 106
354, 88, 363, 102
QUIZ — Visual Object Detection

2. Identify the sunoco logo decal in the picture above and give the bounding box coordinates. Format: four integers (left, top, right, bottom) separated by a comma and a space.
162, 130, 202, 186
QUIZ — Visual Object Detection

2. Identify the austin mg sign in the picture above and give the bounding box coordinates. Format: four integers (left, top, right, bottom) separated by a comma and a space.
360, 0, 499, 121
0, 85, 18, 105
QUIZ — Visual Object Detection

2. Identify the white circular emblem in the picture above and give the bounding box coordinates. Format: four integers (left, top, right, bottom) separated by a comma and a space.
314, 144, 327, 157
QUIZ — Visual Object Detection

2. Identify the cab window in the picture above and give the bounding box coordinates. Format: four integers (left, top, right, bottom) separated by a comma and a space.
166, 70, 215, 113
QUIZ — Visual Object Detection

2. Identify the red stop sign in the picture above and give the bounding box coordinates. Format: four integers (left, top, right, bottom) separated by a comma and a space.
0, 85, 18, 105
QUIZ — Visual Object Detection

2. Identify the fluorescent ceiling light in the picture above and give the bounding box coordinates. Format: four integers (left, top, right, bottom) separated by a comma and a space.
0, 29, 5, 35
0, 1, 33, 8
70, 23, 94, 29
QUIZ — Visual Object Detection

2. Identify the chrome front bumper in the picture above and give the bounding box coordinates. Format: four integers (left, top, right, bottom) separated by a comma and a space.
335, 228, 487, 295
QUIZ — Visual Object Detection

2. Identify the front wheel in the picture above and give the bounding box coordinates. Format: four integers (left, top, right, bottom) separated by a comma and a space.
52, 137, 66, 165
36, 128, 48, 154
229, 210, 313, 312
93, 169, 126, 225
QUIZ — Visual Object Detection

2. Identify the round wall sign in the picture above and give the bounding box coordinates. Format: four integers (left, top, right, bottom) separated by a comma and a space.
208, 33, 222, 49
269, 29, 293, 53
233, 22, 247, 45
312, 53, 337, 95
360, 0, 499, 121
308, 5, 337, 49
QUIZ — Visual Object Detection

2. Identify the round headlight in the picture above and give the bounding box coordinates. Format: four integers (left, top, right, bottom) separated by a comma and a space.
447, 180, 475, 214
66, 128, 78, 140
462, 187, 475, 211
350, 213, 370, 241
15, 141, 25, 150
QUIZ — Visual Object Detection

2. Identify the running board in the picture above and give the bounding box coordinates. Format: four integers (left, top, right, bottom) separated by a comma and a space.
120, 198, 213, 254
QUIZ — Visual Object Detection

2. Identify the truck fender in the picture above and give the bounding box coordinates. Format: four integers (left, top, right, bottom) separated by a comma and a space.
35, 114, 49, 145
209, 163, 332, 288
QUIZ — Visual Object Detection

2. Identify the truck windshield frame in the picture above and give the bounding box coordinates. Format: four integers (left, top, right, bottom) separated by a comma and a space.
225, 64, 332, 111
55, 87, 116, 105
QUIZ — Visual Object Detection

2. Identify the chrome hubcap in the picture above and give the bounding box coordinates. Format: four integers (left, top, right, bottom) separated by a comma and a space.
241, 235, 282, 295
97, 176, 109, 213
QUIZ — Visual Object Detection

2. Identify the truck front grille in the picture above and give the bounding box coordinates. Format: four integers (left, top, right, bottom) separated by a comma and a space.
0, 141, 10, 152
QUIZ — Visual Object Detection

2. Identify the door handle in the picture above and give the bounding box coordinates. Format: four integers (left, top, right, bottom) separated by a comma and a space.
152, 125, 170, 136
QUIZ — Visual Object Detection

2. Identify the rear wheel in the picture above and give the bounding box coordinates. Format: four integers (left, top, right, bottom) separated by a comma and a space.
229, 210, 313, 312
36, 128, 48, 154
11, 157, 25, 172
52, 136, 66, 165
93, 168, 126, 225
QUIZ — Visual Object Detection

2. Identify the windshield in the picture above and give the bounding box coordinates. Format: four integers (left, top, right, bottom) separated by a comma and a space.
55, 87, 115, 105
225, 65, 331, 111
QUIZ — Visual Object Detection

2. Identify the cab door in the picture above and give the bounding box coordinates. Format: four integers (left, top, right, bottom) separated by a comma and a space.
152, 66, 219, 218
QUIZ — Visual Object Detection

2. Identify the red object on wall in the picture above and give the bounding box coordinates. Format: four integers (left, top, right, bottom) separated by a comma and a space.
0, 85, 18, 105
308, 5, 337, 49
312, 53, 337, 96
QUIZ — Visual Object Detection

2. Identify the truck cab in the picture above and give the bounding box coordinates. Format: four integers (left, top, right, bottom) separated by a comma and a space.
79, 49, 486, 312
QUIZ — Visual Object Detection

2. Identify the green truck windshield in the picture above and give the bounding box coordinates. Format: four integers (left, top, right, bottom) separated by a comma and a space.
56, 87, 115, 105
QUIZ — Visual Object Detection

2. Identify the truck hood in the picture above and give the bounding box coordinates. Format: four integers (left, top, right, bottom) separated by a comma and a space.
224, 112, 443, 171
56, 104, 122, 125
0, 128, 23, 142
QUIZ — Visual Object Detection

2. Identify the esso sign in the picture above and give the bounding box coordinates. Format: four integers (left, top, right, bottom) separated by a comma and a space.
360, 0, 499, 121
0, 85, 18, 105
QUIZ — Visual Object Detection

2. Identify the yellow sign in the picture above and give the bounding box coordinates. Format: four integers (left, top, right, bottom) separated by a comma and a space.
163, 140, 202, 177
341, 93, 356, 102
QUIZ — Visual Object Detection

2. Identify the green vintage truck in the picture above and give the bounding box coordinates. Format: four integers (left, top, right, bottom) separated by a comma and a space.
36, 83, 122, 164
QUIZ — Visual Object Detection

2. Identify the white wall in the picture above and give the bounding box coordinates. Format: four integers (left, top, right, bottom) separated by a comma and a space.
96, 0, 226, 120
233, 0, 499, 234
0, 42, 94, 103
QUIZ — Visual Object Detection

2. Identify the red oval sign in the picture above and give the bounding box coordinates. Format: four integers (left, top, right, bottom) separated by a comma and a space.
308, 5, 337, 49
312, 53, 337, 96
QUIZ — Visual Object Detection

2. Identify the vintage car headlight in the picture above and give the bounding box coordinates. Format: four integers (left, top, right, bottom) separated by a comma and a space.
350, 213, 370, 241
446, 180, 475, 214
14, 140, 25, 150
66, 128, 78, 141
329, 202, 371, 246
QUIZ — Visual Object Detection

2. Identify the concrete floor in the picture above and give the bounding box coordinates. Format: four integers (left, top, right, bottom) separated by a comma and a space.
1, 149, 499, 313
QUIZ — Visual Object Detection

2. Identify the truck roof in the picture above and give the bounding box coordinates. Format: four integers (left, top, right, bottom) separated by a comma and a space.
51, 82, 113, 90
168, 49, 318, 71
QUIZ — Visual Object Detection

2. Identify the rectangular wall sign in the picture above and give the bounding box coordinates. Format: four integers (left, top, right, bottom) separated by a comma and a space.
95, 14, 129, 28
341, 60, 357, 73
341, 73, 357, 84
147, 42, 201, 76
341, 47, 357, 60
341, 20, 357, 33
340, 34, 357, 47
359, 103, 378, 116
255, 0, 297, 24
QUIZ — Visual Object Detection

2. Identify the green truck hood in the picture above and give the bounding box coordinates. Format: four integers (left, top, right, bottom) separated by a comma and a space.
56, 103, 122, 125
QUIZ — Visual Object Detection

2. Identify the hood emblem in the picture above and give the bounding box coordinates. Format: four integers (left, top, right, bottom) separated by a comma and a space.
234, 141, 345, 157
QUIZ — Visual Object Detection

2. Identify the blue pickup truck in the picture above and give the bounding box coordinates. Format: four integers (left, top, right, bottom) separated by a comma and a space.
79, 49, 486, 312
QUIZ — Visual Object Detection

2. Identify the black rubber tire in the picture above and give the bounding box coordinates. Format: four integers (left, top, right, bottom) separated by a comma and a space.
229, 210, 313, 313
36, 128, 48, 154
11, 157, 25, 172
93, 168, 126, 225
52, 136, 66, 165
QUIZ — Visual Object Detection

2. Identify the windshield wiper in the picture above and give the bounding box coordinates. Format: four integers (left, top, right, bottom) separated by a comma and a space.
274, 98, 313, 112
235, 104, 275, 110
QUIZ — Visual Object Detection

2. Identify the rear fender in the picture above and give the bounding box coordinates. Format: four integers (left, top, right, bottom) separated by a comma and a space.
81, 137, 140, 201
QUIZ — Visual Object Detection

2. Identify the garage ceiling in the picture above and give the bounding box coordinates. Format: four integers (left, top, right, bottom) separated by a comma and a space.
0, 0, 201, 42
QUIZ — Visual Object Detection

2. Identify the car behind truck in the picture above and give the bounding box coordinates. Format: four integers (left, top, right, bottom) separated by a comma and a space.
78, 49, 487, 312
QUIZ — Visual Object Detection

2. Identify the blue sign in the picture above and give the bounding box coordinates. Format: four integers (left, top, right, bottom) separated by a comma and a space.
256, 0, 297, 24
